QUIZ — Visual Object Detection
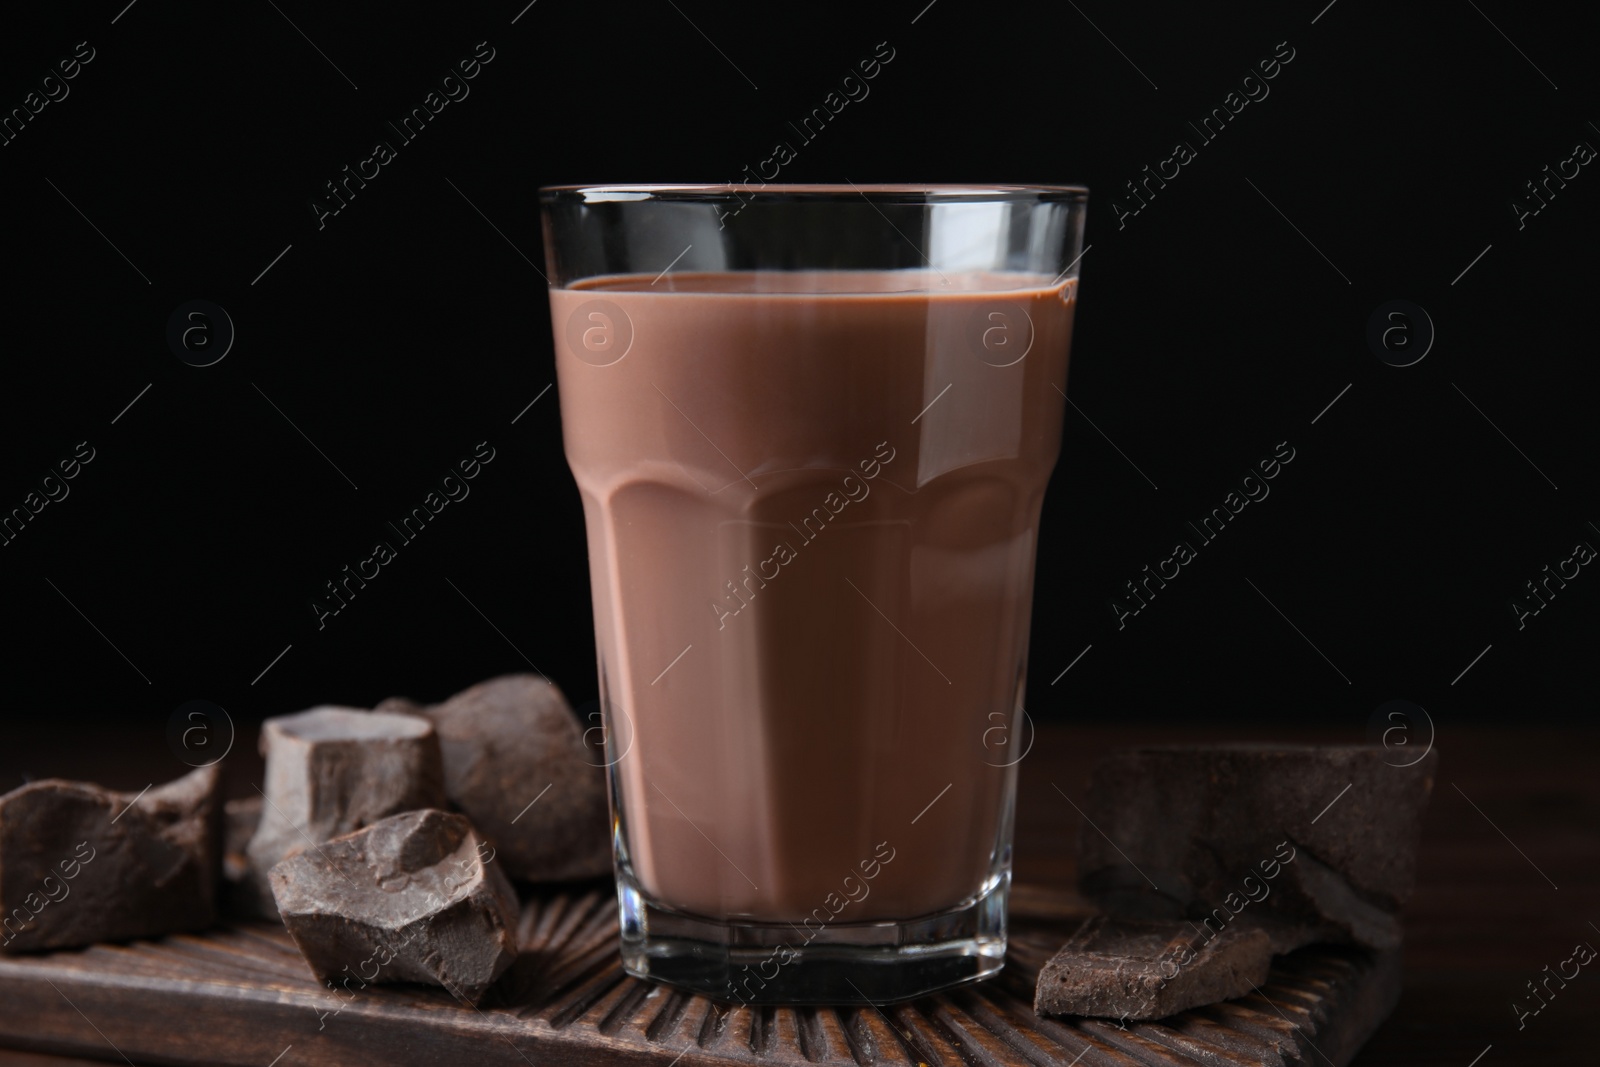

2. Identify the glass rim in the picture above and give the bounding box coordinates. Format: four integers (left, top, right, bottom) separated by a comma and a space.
539, 183, 1089, 204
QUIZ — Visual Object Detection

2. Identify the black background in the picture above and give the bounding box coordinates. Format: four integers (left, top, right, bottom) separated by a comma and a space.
2, 0, 1595, 788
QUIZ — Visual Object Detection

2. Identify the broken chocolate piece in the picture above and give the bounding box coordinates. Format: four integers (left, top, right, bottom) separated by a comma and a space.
0, 765, 221, 952
385, 675, 611, 883
1034, 915, 1273, 1021
244, 706, 446, 919
1076, 745, 1437, 950
269, 808, 518, 1004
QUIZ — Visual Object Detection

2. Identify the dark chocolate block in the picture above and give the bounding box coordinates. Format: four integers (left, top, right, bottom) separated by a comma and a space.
1034, 915, 1273, 1021
270, 808, 518, 1005
1076, 744, 1437, 950
0, 765, 221, 952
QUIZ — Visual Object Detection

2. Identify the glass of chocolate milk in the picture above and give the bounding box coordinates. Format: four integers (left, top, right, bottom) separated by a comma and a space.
541, 185, 1087, 1003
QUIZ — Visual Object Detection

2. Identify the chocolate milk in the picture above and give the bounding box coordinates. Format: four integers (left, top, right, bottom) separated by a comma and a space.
551, 270, 1076, 923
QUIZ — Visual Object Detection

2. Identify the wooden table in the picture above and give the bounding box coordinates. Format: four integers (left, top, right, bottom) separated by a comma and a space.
1, 722, 1592, 1064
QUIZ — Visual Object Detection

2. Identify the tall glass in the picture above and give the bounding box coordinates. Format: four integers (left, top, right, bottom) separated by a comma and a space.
541, 185, 1087, 1003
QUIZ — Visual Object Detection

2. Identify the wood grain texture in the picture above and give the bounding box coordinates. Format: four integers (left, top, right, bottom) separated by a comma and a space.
0, 884, 1396, 1067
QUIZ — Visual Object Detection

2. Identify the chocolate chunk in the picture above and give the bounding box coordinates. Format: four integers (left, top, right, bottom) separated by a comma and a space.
269, 809, 518, 1005
1076, 745, 1438, 950
0, 765, 221, 952
383, 676, 611, 883
243, 706, 446, 918
1035, 915, 1273, 1021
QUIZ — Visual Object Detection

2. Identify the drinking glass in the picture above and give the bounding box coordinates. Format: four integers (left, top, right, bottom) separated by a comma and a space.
541, 184, 1088, 1003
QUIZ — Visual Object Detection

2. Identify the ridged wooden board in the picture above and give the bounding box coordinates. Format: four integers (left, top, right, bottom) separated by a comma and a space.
0, 886, 1399, 1067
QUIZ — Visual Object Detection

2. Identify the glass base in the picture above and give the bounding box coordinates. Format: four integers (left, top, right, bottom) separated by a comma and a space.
616, 870, 1009, 1004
